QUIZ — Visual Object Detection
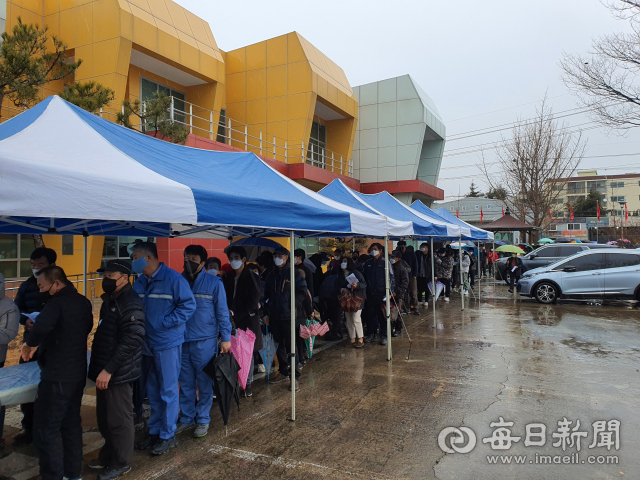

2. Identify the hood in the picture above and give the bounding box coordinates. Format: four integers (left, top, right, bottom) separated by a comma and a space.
303, 258, 317, 273
0, 273, 5, 299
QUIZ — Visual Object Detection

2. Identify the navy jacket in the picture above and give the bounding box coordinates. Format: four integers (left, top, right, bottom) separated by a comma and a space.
183, 269, 231, 343
363, 256, 388, 296
264, 262, 307, 322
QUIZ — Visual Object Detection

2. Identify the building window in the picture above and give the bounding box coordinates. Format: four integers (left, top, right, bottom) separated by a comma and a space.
306, 120, 327, 168
587, 180, 606, 193
0, 234, 36, 279
552, 198, 564, 205
610, 181, 625, 189
567, 182, 585, 195
486, 204, 491, 209
102, 236, 155, 269
549, 224, 557, 231
567, 223, 580, 230
140, 78, 186, 126
461, 205, 467, 210
62, 236, 74, 255
216, 109, 227, 143
611, 196, 626, 203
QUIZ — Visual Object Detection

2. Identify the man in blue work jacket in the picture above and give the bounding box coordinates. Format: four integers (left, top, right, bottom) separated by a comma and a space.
176, 245, 231, 439
131, 242, 196, 456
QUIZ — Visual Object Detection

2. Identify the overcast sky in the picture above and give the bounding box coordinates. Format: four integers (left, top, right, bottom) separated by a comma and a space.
180, 0, 640, 200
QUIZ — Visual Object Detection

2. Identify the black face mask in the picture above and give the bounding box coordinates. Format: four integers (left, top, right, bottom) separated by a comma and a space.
102, 277, 119, 295
184, 260, 201, 280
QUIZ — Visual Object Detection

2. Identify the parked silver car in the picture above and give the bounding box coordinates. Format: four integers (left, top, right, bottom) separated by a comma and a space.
517, 249, 640, 304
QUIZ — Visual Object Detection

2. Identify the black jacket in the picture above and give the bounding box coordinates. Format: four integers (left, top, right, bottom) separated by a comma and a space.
89, 283, 145, 385
415, 250, 433, 279
297, 263, 314, 299
363, 256, 388, 296
223, 267, 263, 352
401, 249, 417, 277
506, 256, 524, 279
14, 276, 48, 341
26, 284, 93, 383
264, 262, 308, 322
392, 262, 410, 297
335, 269, 367, 310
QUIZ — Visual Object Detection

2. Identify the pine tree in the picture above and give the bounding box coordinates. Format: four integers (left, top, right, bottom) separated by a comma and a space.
60, 81, 114, 113
466, 181, 482, 198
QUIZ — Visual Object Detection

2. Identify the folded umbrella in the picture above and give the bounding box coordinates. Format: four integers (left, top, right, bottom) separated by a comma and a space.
258, 326, 278, 381
230, 328, 256, 390
427, 281, 445, 302
203, 352, 241, 428
303, 319, 319, 357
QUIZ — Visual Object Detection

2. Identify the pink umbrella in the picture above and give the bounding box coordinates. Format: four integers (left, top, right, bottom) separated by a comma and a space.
310, 322, 329, 337
230, 328, 256, 390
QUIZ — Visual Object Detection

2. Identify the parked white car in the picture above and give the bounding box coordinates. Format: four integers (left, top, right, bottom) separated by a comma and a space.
517, 249, 640, 304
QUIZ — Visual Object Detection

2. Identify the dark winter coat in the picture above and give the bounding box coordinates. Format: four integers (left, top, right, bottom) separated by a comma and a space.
335, 269, 367, 310
435, 254, 455, 279
506, 256, 524, 279
363, 256, 388, 296
14, 275, 48, 340
392, 261, 409, 297
415, 250, 433, 279
223, 266, 263, 352
401, 249, 418, 277
89, 283, 145, 385
25, 284, 93, 383
264, 262, 308, 323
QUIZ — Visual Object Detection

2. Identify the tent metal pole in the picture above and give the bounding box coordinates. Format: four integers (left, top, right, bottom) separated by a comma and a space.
430, 238, 436, 328
459, 235, 464, 311
83, 234, 88, 297
477, 241, 481, 303
384, 236, 392, 361
290, 230, 296, 421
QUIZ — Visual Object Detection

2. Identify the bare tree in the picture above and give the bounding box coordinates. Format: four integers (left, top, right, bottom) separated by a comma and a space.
561, 0, 640, 129
480, 97, 587, 235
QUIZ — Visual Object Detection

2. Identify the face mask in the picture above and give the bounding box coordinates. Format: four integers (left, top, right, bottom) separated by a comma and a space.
370, 250, 379, 257
207, 269, 219, 276
420, 248, 426, 252
390, 258, 396, 264
184, 260, 201, 280
341, 262, 348, 270
32, 269, 41, 277
102, 277, 120, 295
334, 255, 341, 261
274, 257, 285, 267
230, 260, 243, 270
48, 282, 59, 296
321, 261, 328, 266
132, 256, 148, 274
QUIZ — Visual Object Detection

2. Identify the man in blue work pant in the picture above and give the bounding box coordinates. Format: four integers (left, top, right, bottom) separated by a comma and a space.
145, 344, 182, 442
178, 337, 216, 429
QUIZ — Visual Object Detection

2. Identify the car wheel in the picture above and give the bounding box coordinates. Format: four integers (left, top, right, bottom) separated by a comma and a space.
535, 282, 558, 304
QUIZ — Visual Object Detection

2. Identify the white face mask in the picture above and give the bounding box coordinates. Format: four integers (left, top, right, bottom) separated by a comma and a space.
334, 255, 341, 261
230, 260, 243, 270
390, 258, 396, 264
341, 262, 348, 270
420, 248, 426, 252
370, 250, 379, 257
32, 269, 41, 277
207, 269, 219, 276
274, 257, 285, 267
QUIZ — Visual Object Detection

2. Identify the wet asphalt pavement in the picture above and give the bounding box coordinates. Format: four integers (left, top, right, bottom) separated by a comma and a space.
4, 282, 640, 480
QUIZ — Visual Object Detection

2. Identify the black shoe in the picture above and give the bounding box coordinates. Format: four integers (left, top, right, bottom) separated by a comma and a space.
508, 289, 513, 293
413, 310, 420, 316
364, 335, 373, 343
12, 430, 32, 447
380, 337, 388, 346
269, 373, 289, 384
88, 458, 108, 470
98, 466, 131, 480
151, 436, 178, 456
135, 434, 159, 451
289, 379, 300, 392
371, 333, 379, 343
391, 330, 401, 337
297, 362, 304, 370
244, 383, 252, 397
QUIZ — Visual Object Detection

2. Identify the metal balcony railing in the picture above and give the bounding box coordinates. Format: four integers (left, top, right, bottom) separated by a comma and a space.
1, 96, 354, 178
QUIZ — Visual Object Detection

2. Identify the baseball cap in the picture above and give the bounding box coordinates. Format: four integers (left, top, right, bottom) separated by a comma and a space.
98, 259, 131, 275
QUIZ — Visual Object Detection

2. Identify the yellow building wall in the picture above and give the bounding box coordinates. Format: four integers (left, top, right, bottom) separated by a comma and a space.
225, 32, 358, 166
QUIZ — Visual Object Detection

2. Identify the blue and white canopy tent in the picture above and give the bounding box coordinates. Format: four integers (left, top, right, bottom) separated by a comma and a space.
0, 96, 415, 419
320, 179, 475, 314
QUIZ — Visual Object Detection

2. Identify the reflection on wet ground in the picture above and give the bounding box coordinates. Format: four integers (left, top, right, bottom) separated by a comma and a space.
0, 282, 638, 479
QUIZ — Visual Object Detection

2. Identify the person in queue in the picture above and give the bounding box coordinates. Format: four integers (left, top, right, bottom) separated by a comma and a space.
205, 257, 222, 277
335, 257, 366, 347
397, 241, 419, 315
176, 245, 231, 438
132, 242, 196, 455
88, 260, 145, 480
435, 247, 455, 302
461, 250, 471, 296
415, 243, 432, 308
21, 266, 93, 480
390, 251, 409, 336
328, 248, 344, 275
13, 247, 57, 447
294, 249, 315, 300
223, 246, 261, 397
362, 243, 389, 346
0, 273, 19, 450
264, 247, 308, 392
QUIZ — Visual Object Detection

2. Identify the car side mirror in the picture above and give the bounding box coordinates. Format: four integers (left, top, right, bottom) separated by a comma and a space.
529, 254, 537, 259
563, 266, 576, 272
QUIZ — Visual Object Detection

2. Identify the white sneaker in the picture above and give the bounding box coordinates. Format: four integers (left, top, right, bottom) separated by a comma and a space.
444, 297, 450, 302
258, 364, 266, 373
424, 302, 428, 308
464, 291, 469, 296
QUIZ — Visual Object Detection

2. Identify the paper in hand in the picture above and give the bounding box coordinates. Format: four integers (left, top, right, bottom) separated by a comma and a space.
345, 273, 358, 285
511, 266, 517, 272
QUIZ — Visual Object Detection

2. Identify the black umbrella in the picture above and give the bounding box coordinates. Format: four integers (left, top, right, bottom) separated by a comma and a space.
203, 352, 241, 428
